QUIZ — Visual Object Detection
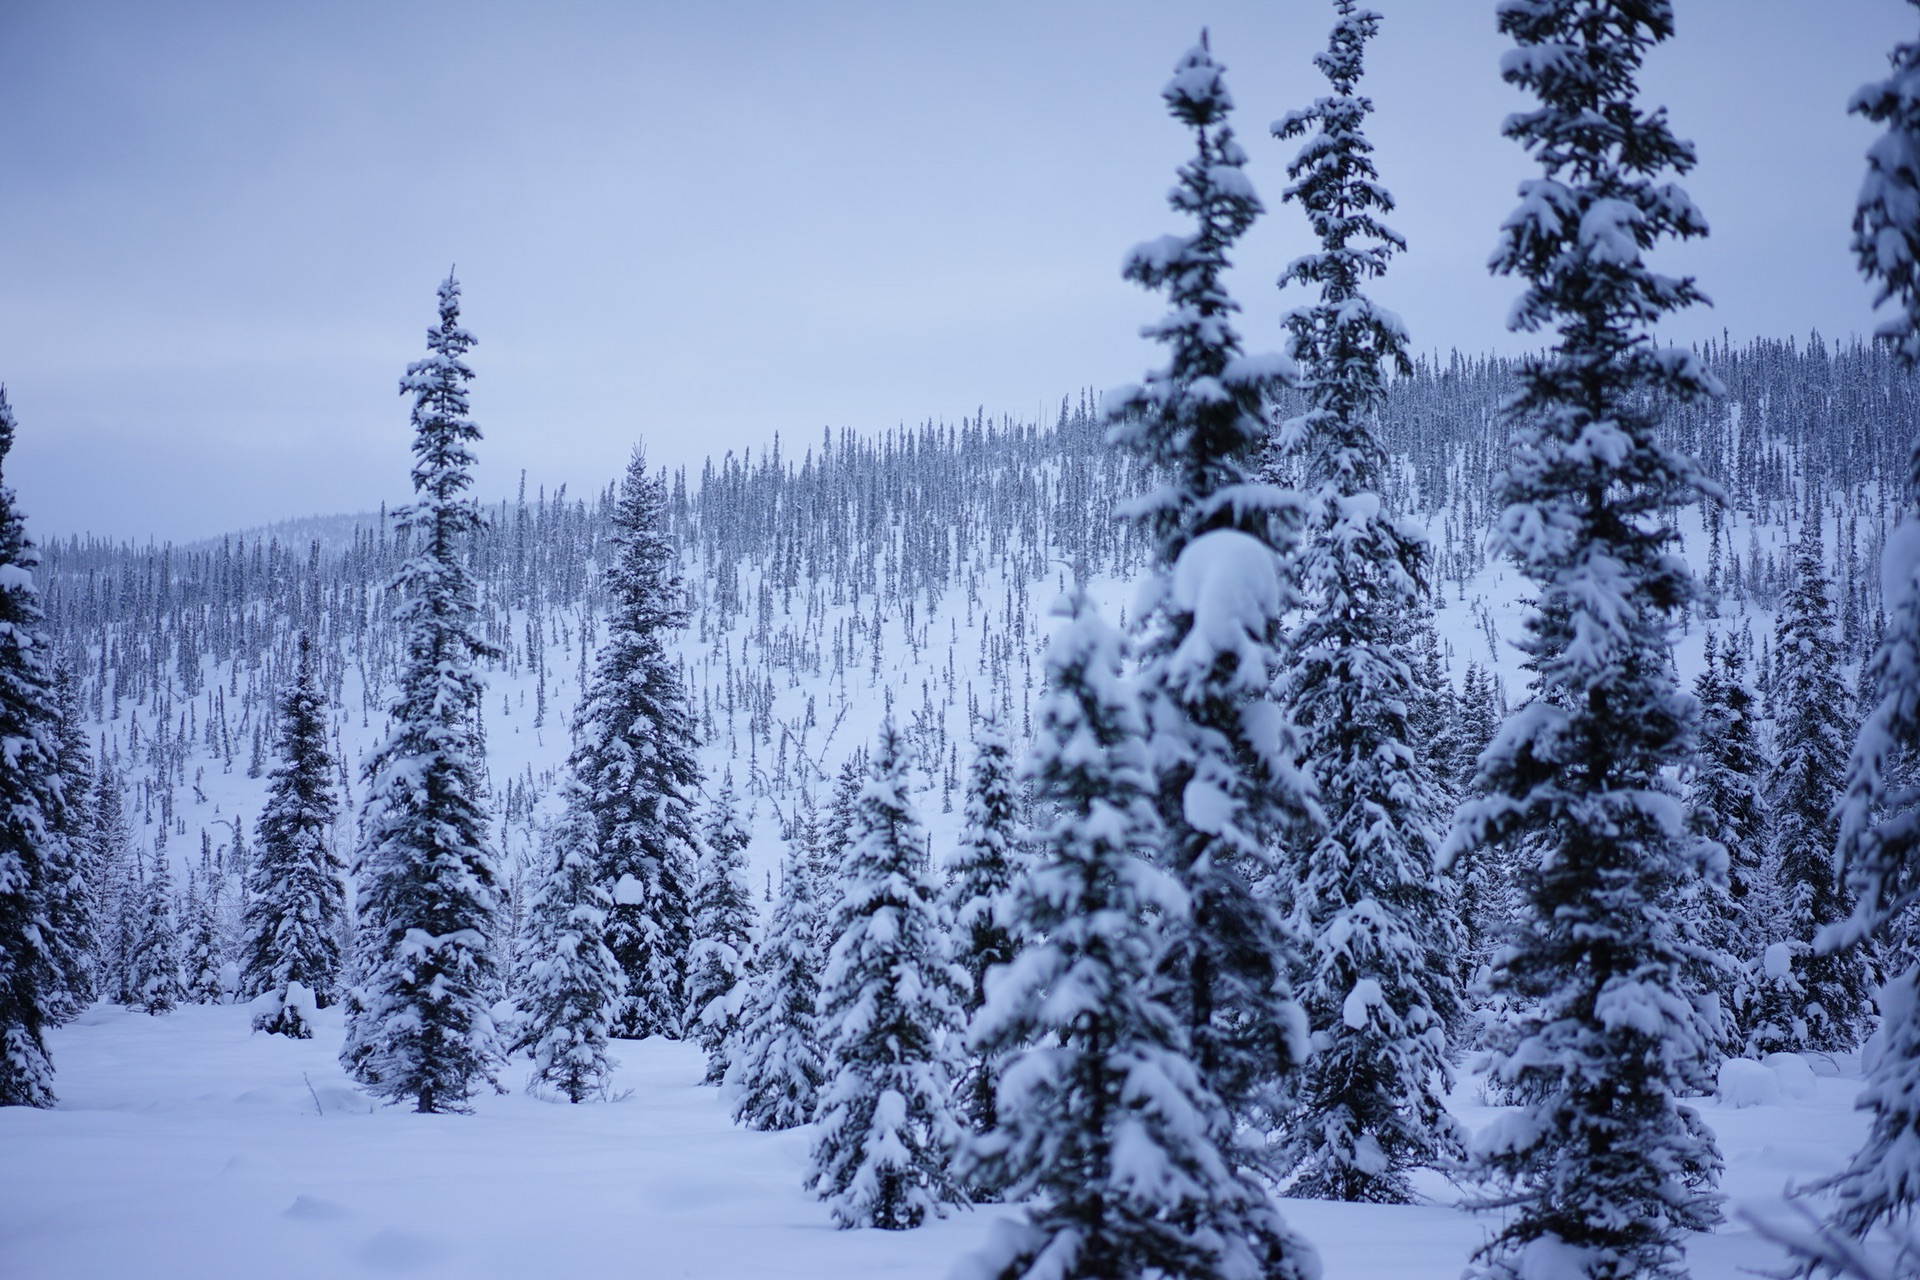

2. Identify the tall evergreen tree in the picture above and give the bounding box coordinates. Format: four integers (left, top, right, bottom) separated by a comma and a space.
807, 720, 967, 1229
0, 388, 64, 1105
90, 761, 137, 1006
241, 632, 345, 1036
42, 662, 98, 1022
961, 591, 1316, 1280
1804, 13, 1920, 1247
1105, 33, 1316, 1171
1451, 663, 1515, 981
943, 712, 1022, 1146
1443, 6, 1725, 1278
685, 777, 756, 1085
569, 448, 701, 1040
1271, 0, 1465, 1203
516, 784, 626, 1103
1763, 516, 1876, 1052
727, 840, 826, 1131
1683, 631, 1770, 1055
342, 274, 505, 1113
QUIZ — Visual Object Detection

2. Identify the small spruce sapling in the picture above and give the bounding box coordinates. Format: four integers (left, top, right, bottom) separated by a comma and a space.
727, 841, 826, 1131
685, 777, 756, 1085
517, 786, 626, 1103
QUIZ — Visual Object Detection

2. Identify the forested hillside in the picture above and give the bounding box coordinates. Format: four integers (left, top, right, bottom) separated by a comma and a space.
34, 333, 1911, 920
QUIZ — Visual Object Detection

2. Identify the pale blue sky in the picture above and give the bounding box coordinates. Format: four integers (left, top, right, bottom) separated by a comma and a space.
1, 1, 1910, 541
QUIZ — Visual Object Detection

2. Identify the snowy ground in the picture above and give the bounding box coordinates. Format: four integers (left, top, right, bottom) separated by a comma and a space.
0, 1005, 1872, 1280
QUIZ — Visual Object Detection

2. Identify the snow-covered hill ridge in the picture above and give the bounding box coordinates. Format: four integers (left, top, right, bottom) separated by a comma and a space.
29, 334, 1912, 903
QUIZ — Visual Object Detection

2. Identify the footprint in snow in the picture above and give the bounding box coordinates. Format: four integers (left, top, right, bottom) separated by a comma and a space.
354, 1230, 439, 1272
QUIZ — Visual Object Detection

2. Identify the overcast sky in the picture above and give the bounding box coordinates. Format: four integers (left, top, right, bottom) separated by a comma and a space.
2, 1, 1911, 543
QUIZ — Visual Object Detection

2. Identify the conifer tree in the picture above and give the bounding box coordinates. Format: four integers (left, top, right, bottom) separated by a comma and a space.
727, 841, 826, 1131
808, 720, 967, 1229
1272, 0, 1464, 1202
1683, 631, 1770, 1054
961, 590, 1317, 1280
1803, 13, 1920, 1245
1764, 516, 1876, 1052
1105, 33, 1315, 1168
125, 847, 184, 1015
943, 713, 1022, 1145
517, 785, 626, 1103
0, 388, 64, 1105
685, 777, 756, 1084
42, 662, 98, 1022
1450, 663, 1515, 978
90, 762, 137, 1006
569, 448, 701, 1040
342, 274, 504, 1112
242, 632, 345, 1036
182, 871, 227, 1006
812, 756, 863, 961
1443, 6, 1725, 1278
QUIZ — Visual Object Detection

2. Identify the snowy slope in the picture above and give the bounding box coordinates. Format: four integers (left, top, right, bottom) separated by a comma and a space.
0, 1003, 1874, 1280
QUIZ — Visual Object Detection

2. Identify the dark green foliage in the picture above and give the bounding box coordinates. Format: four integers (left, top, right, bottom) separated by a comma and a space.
1447, 5, 1726, 1278
1761, 518, 1876, 1052
0, 388, 64, 1105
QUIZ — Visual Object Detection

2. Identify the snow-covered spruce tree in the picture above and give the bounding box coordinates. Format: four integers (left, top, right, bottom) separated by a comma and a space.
1442, 6, 1726, 1278
341, 274, 505, 1113
241, 631, 345, 1037
0, 387, 65, 1105
1270, 0, 1465, 1203
125, 847, 184, 1015
807, 719, 967, 1229
90, 761, 137, 1006
1762, 515, 1876, 1053
813, 755, 863, 961
569, 447, 701, 1040
727, 840, 826, 1131
1803, 15, 1920, 1245
685, 776, 755, 1085
1450, 663, 1515, 978
42, 662, 98, 1022
1105, 34, 1315, 1167
516, 784, 626, 1103
182, 872, 227, 1006
959, 591, 1317, 1280
943, 712, 1023, 1146
1682, 630, 1770, 1055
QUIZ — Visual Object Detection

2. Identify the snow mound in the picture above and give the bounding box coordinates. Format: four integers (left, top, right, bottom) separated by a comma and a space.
1717, 1058, 1781, 1108
1763, 940, 1796, 980
283, 1194, 349, 1221
1168, 529, 1279, 693
1763, 1052, 1817, 1101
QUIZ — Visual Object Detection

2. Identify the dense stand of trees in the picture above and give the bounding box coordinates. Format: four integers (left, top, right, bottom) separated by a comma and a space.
7, 6, 1920, 1279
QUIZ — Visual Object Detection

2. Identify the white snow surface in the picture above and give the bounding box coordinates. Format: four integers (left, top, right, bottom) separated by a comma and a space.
0, 1003, 1876, 1279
